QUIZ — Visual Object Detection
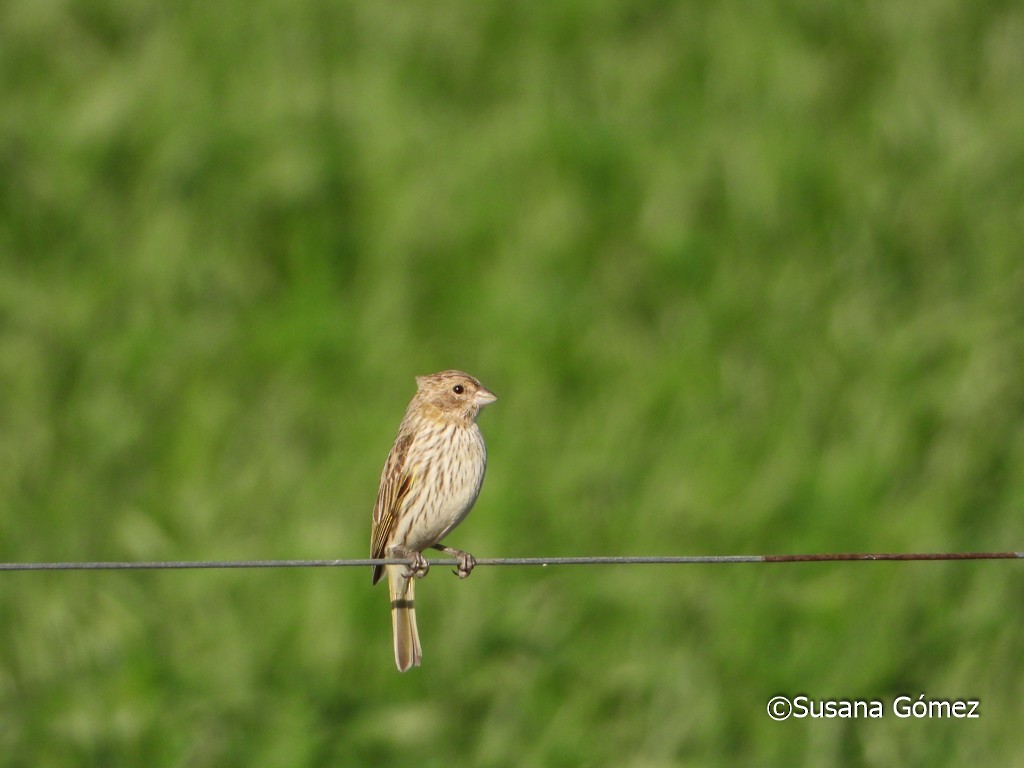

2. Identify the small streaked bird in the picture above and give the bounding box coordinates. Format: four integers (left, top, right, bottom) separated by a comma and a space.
370, 370, 497, 672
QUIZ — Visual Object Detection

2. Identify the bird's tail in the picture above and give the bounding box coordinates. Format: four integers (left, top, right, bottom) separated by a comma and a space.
388, 565, 421, 672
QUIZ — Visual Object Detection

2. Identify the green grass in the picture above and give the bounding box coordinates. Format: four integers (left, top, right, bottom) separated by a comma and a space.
2, 0, 1023, 765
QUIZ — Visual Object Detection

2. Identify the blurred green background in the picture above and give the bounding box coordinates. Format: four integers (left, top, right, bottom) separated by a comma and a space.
2, 0, 1023, 765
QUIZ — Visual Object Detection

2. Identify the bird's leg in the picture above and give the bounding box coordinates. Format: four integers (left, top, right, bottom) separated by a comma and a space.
390, 545, 430, 579
433, 544, 476, 579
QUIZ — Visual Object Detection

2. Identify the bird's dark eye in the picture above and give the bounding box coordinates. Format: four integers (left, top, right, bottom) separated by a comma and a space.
452, 384, 464, 394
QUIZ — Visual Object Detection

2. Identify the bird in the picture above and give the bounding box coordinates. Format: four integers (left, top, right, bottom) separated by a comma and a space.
370, 370, 497, 671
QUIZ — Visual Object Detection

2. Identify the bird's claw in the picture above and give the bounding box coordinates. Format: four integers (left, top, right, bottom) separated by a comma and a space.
402, 552, 430, 580
450, 550, 476, 580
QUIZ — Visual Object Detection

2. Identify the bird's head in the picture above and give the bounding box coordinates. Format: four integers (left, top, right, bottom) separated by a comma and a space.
413, 370, 497, 423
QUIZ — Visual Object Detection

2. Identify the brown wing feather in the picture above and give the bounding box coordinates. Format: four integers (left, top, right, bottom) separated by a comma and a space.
371, 432, 414, 584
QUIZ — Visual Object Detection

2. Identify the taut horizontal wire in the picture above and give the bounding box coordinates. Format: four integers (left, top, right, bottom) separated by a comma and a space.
0, 552, 1021, 571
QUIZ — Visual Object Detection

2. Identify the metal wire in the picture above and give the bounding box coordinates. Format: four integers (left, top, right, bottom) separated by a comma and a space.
0, 551, 1021, 571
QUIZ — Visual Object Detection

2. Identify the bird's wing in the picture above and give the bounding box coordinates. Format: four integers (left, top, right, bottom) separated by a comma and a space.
371, 432, 414, 581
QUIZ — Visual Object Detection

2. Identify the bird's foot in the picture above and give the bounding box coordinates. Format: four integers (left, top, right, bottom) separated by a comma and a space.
434, 545, 476, 579
391, 547, 430, 580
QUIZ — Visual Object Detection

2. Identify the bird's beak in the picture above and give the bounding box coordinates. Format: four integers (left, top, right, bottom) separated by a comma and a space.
474, 387, 497, 406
